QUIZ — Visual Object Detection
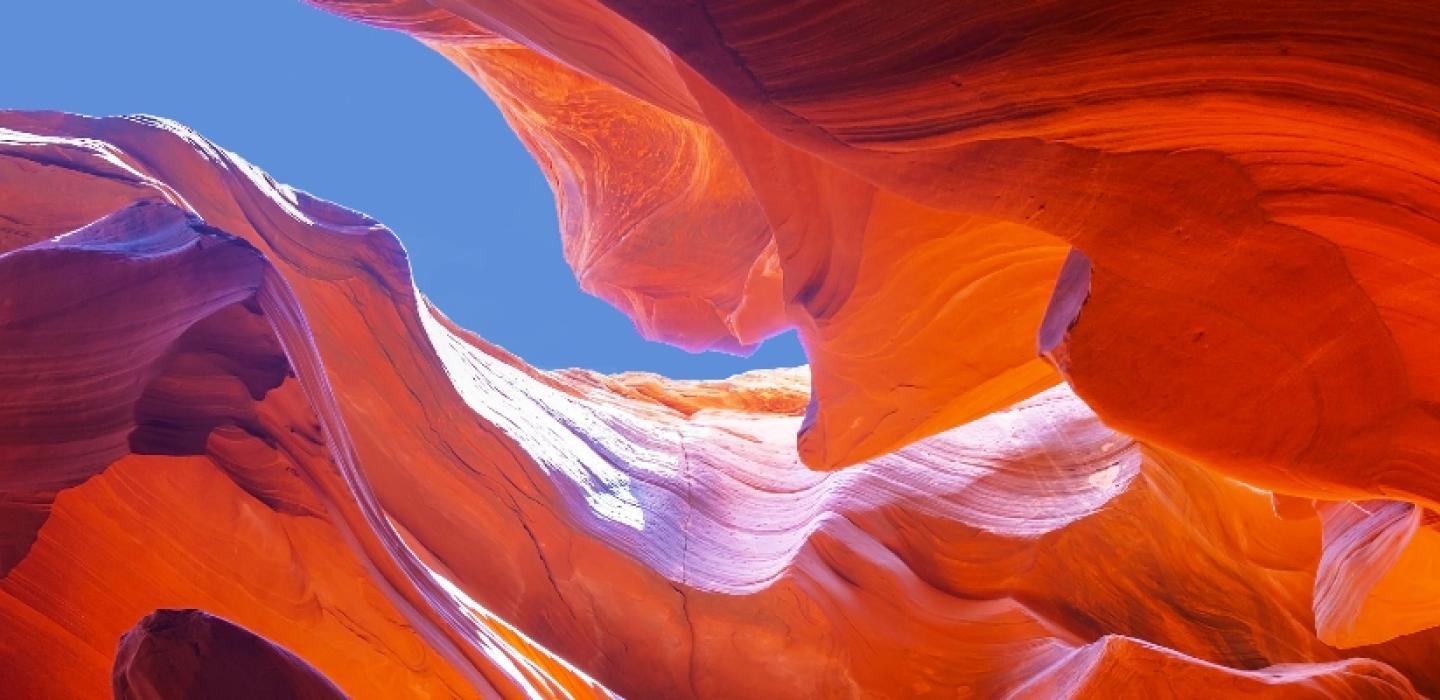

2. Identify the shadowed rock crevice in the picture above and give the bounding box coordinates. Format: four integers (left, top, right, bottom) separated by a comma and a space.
112, 609, 348, 700
129, 298, 292, 457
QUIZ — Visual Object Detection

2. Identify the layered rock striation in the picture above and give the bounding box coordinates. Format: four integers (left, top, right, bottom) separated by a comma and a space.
312, 0, 1440, 496
4, 0, 1440, 697
1, 107, 1438, 696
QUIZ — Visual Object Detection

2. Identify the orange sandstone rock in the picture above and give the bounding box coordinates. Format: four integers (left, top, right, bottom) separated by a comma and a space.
309, 1, 1440, 691
312, 1, 1440, 508
7, 6, 1440, 685
0, 117, 613, 699
437, 39, 787, 353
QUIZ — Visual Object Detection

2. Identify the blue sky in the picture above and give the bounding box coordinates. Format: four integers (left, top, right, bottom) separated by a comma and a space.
1, 0, 805, 377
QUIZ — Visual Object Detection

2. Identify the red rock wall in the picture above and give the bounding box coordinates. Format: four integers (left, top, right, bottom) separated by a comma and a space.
314, 0, 1440, 490
4, 1, 1440, 697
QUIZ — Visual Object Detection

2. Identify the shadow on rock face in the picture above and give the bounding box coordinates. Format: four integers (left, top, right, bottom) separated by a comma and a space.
112, 608, 347, 700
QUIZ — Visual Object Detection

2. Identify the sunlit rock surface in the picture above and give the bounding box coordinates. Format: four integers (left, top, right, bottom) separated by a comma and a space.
0, 114, 609, 700
2, 106, 1439, 697
5, 0, 1440, 696
311, 1, 1440, 506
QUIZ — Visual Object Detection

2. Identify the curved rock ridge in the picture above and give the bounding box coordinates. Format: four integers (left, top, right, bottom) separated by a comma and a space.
310, 0, 1440, 516
430, 28, 1071, 471
113, 609, 348, 700
0, 114, 612, 700
437, 39, 788, 354
3, 112, 1440, 697
1315, 501, 1440, 649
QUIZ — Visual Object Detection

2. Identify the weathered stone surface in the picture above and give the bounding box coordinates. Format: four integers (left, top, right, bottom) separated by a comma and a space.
4, 112, 1439, 697
315, 0, 1440, 495
7, 1, 1440, 694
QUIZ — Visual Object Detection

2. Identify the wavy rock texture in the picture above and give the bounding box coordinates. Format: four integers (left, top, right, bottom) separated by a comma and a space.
6, 1, 1440, 697
3, 106, 1440, 698
0, 115, 609, 700
311, 0, 1440, 504
1314, 501, 1440, 649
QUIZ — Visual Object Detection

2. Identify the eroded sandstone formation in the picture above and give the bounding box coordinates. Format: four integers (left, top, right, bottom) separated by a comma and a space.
113, 609, 347, 700
3, 0, 1440, 697
313, 0, 1440, 491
